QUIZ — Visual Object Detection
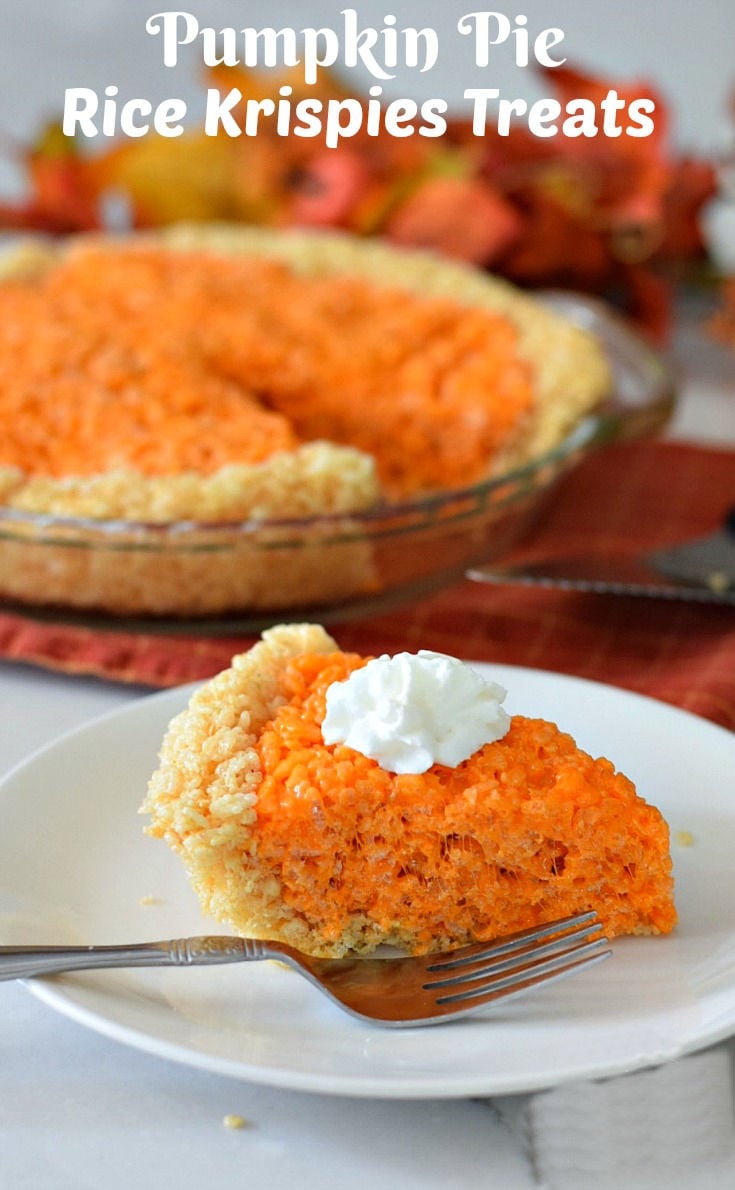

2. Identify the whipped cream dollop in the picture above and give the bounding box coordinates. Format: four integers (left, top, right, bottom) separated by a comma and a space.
321, 650, 510, 774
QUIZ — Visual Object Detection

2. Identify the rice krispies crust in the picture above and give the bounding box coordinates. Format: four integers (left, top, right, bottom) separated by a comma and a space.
141, 624, 341, 951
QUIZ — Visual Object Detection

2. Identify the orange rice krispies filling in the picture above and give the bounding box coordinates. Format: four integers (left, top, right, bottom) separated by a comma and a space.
0, 243, 535, 498
143, 626, 676, 958
254, 651, 675, 951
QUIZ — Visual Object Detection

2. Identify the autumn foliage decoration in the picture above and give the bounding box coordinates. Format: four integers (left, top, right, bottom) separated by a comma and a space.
0, 63, 719, 340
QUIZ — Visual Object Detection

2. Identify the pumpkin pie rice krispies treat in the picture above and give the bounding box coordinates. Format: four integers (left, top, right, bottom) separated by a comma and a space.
141, 625, 676, 957
0, 226, 610, 616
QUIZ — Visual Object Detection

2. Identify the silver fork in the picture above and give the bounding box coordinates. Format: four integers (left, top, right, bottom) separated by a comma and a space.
0, 911, 610, 1027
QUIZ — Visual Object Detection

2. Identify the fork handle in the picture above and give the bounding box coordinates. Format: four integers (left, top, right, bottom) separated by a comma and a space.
0, 936, 266, 981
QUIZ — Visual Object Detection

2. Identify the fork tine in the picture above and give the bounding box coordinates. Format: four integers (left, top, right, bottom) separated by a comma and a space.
429, 935, 611, 1010
425, 947, 612, 1022
425, 910, 600, 973
425, 919, 606, 990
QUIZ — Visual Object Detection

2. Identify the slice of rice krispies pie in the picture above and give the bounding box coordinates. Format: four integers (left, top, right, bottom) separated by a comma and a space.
141, 625, 676, 957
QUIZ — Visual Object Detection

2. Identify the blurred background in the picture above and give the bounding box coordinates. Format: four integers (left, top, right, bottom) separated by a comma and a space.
0, 0, 733, 153
0, 0, 733, 340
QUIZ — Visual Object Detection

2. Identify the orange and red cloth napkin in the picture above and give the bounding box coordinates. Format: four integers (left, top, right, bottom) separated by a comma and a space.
1, 438, 734, 729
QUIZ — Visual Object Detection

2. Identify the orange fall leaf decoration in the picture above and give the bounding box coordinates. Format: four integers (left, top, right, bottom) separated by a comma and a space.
0, 62, 722, 339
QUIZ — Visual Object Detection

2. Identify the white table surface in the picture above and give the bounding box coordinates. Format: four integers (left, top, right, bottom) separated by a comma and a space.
0, 307, 733, 1189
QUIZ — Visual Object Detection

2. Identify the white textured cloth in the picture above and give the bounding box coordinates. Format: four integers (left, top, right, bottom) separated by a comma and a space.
494, 1046, 735, 1189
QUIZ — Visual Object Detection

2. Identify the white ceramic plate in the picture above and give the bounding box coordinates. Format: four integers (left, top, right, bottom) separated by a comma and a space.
1, 665, 734, 1099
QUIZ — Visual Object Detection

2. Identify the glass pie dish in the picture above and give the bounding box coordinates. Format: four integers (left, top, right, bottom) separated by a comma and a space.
0, 292, 674, 634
